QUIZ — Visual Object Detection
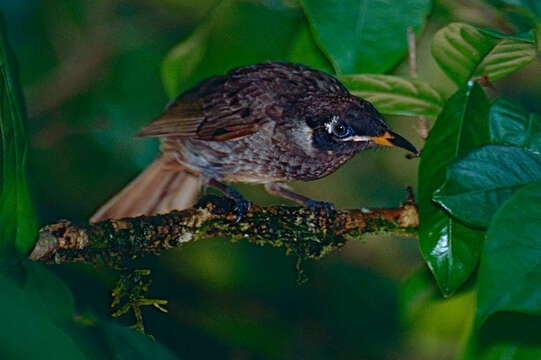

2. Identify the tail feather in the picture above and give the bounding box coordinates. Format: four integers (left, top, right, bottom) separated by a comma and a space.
90, 156, 200, 223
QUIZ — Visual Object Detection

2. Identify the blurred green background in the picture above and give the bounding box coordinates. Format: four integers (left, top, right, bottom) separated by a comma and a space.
1, 0, 540, 358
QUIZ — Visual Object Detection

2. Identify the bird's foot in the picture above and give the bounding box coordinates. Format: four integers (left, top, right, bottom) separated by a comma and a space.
209, 179, 252, 222
225, 187, 252, 222
232, 197, 252, 222
305, 200, 335, 217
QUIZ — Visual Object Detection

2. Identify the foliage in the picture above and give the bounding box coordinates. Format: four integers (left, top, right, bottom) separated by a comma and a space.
431, 23, 536, 85
476, 181, 541, 326
418, 82, 489, 296
0, 15, 180, 360
0, 261, 179, 359
433, 145, 541, 227
300, 0, 432, 74
2, 0, 541, 359
0, 16, 37, 255
338, 74, 444, 118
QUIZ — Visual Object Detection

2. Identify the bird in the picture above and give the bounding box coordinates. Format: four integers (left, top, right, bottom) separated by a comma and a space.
90, 62, 418, 223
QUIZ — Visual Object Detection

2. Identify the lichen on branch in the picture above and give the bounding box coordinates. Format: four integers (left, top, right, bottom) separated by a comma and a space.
30, 194, 419, 268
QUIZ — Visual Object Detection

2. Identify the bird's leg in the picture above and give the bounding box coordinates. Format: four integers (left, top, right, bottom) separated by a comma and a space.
208, 179, 251, 222
264, 183, 335, 215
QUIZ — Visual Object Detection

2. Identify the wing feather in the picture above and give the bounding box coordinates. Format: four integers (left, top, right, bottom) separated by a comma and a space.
137, 75, 267, 141
137, 62, 339, 141
136, 101, 204, 137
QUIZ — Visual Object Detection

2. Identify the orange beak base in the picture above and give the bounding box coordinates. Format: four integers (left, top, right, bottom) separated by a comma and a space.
370, 131, 418, 155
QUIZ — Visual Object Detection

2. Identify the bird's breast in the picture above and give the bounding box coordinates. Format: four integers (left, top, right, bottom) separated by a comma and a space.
161, 129, 358, 183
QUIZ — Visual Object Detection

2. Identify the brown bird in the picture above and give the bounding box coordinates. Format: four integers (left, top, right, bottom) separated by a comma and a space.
90, 62, 418, 223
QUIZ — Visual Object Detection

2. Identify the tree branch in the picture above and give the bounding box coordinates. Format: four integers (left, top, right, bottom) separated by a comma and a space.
30, 194, 419, 267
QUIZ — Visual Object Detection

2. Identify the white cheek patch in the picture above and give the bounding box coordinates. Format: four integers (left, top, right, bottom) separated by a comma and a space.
293, 122, 316, 156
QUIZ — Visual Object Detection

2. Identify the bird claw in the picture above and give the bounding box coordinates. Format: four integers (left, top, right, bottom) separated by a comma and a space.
305, 200, 335, 216
233, 198, 252, 222
213, 181, 252, 222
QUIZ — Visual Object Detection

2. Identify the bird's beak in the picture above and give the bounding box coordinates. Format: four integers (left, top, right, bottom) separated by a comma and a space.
370, 131, 419, 155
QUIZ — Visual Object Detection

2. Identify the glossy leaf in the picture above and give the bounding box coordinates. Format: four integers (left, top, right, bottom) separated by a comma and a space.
476, 180, 541, 326
301, 0, 432, 74
0, 17, 38, 255
418, 82, 489, 296
434, 99, 541, 227
338, 74, 444, 118
431, 23, 536, 85
489, 98, 541, 152
162, 0, 318, 97
434, 145, 541, 228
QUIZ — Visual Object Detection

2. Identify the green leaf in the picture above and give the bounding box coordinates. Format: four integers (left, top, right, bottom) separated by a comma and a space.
476, 180, 541, 327
433, 99, 541, 227
482, 0, 541, 22
434, 145, 541, 228
338, 74, 444, 118
1, 259, 174, 359
22, 261, 76, 323
161, 17, 212, 101
475, 27, 537, 42
286, 19, 333, 74
489, 98, 541, 152
101, 322, 180, 360
431, 23, 536, 85
0, 270, 86, 360
469, 342, 541, 360
0, 16, 38, 255
418, 82, 489, 296
300, 0, 432, 74
399, 268, 439, 324
162, 0, 319, 97
463, 313, 541, 360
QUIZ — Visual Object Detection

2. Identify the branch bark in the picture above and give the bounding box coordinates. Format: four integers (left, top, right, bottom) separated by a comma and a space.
30, 194, 419, 267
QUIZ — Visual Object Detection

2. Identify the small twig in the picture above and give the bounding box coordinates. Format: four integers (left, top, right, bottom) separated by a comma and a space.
407, 27, 418, 79
407, 27, 428, 141
30, 194, 419, 267
476, 74, 500, 96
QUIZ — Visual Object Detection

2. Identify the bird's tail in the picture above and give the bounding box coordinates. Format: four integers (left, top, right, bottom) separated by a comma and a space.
89, 155, 201, 223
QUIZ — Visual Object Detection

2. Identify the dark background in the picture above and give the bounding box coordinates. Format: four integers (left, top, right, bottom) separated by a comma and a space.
1, 0, 540, 358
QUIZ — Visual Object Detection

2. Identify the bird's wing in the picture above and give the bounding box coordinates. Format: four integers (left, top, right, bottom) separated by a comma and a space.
137, 75, 275, 141
136, 99, 206, 138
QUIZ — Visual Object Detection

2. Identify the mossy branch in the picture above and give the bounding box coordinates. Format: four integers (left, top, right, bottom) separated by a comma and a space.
30, 193, 419, 267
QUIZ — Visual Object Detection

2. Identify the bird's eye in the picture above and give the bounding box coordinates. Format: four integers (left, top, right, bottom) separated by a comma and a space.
332, 122, 351, 138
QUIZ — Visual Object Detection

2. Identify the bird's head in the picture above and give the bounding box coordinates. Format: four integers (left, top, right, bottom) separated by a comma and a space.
301, 96, 419, 156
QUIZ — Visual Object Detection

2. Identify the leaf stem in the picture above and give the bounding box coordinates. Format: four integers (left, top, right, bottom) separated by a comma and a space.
407, 26, 428, 141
